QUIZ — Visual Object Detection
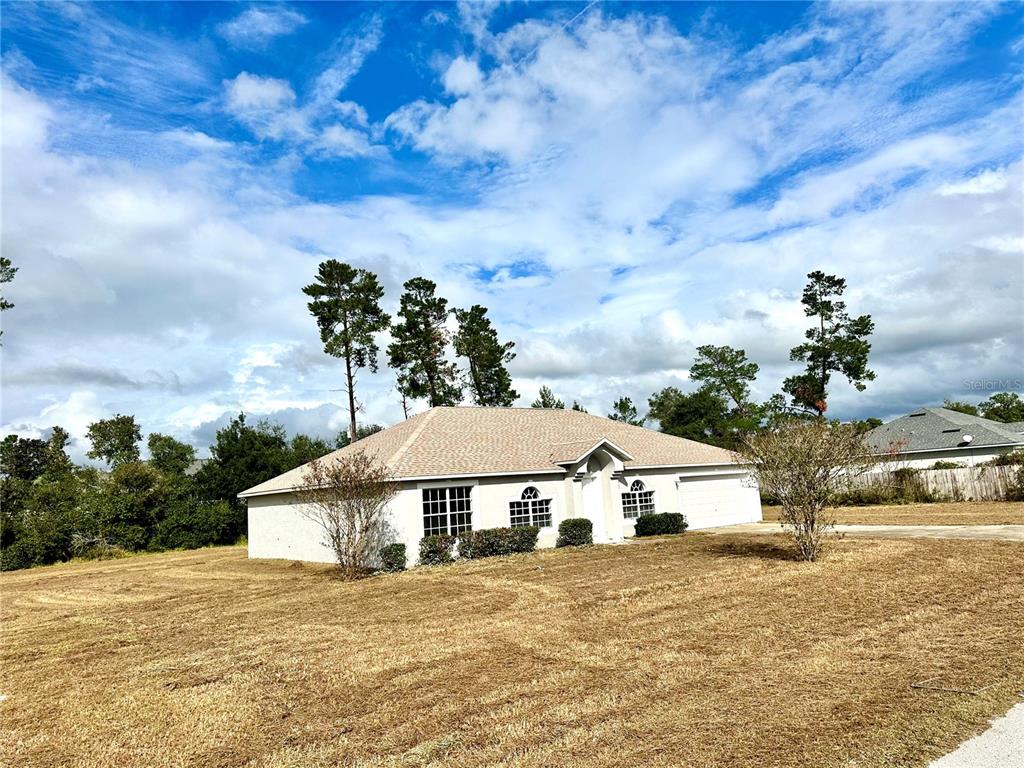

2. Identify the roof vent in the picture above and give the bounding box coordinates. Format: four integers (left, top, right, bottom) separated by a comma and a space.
909, 410, 926, 417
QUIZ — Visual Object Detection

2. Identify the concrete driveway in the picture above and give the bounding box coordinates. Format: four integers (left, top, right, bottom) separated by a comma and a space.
928, 703, 1024, 768
710, 522, 1024, 542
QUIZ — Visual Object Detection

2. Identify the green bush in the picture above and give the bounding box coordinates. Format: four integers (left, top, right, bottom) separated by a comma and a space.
930, 460, 963, 470
634, 512, 688, 537
152, 499, 238, 550
1007, 466, 1024, 502
379, 543, 406, 572
510, 525, 540, 553
987, 450, 1024, 467
458, 526, 539, 559
418, 534, 456, 565
556, 518, 592, 547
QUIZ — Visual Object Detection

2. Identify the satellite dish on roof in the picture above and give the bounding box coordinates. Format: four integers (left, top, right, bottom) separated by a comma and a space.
963, 434, 974, 444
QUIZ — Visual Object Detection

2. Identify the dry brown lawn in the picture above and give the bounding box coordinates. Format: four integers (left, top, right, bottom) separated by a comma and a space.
2, 534, 1023, 768
762, 500, 1024, 526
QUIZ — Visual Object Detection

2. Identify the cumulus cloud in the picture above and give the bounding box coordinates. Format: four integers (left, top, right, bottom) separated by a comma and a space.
218, 7, 308, 49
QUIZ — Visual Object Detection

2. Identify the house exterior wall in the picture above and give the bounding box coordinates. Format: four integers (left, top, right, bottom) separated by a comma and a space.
870, 445, 1019, 471
246, 463, 762, 565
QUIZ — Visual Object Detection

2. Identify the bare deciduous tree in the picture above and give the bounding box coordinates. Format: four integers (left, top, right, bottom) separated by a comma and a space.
294, 451, 398, 578
741, 420, 875, 561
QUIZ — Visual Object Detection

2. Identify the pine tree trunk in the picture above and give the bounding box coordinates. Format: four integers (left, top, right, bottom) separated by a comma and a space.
343, 318, 357, 442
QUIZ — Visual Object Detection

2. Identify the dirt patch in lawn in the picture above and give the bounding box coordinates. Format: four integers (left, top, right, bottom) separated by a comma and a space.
2, 536, 1022, 768
762, 500, 1024, 526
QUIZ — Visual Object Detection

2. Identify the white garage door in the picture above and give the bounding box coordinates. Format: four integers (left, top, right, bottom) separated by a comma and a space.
678, 475, 758, 529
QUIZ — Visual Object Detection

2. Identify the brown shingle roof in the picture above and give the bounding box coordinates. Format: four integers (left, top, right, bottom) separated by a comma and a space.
240, 406, 738, 497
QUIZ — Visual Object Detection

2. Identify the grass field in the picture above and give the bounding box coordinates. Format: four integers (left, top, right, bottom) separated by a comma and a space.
2, 533, 1023, 768
762, 500, 1024, 526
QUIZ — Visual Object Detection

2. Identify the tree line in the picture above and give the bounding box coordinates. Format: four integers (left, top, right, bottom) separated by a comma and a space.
303, 264, 517, 441
0, 413, 382, 571
531, 270, 881, 447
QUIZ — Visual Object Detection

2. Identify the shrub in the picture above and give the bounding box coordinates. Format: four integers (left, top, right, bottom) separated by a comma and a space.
152, 499, 237, 550
510, 525, 539, 553
418, 534, 456, 565
1007, 466, 1024, 502
459, 526, 539, 559
71, 534, 130, 561
987, 450, 1024, 467
379, 543, 406, 572
931, 460, 963, 470
634, 513, 688, 537
556, 518, 592, 547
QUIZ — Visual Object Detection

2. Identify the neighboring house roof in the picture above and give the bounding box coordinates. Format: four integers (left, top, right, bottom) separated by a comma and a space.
865, 407, 1024, 454
240, 406, 737, 497
185, 459, 209, 477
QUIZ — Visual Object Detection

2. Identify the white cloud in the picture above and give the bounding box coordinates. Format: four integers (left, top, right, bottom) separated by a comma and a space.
938, 168, 1009, 196
225, 71, 296, 112
443, 56, 483, 95
217, 7, 307, 49
221, 19, 383, 153
315, 124, 381, 158
1, 3, 1021, 455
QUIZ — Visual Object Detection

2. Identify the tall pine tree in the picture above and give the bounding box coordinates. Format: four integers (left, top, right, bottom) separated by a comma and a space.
453, 305, 517, 406
783, 271, 875, 417
531, 386, 565, 409
387, 277, 462, 407
689, 345, 759, 415
303, 260, 389, 442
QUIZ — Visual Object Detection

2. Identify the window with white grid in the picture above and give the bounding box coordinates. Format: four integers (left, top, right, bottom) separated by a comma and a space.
621, 479, 655, 519
422, 486, 473, 536
509, 486, 552, 529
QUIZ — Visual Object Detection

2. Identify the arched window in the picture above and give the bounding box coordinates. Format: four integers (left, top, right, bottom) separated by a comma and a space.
510, 486, 553, 528
622, 479, 655, 519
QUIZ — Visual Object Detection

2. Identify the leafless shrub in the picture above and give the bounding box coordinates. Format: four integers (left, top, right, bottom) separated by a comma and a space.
293, 451, 398, 578
70, 533, 128, 561
742, 420, 876, 561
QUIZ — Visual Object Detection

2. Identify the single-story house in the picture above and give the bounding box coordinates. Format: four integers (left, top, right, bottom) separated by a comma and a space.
240, 406, 762, 564
865, 407, 1024, 469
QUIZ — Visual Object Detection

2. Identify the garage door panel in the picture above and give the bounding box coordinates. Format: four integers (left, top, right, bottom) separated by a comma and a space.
678, 476, 759, 529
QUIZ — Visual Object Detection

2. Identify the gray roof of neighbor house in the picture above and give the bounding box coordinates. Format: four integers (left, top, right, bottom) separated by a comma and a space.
865, 407, 1024, 454
240, 406, 738, 497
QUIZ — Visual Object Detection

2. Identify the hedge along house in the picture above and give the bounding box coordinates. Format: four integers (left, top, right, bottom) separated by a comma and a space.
239, 407, 762, 564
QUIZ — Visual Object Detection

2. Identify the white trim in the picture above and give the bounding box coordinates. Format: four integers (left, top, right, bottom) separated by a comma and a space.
552, 437, 636, 465
675, 467, 750, 479
239, 468, 565, 498
416, 478, 481, 490
625, 461, 749, 471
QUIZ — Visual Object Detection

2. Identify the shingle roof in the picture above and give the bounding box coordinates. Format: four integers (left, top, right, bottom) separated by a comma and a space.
865, 407, 1024, 454
240, 406, 737, 497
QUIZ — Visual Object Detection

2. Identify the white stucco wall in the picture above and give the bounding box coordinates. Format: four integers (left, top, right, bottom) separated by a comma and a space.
246, 462, 762, 565
871, 445, 1019, 471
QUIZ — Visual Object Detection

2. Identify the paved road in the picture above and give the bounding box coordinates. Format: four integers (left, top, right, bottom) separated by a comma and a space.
709, 522, 1024, 542
929, 703, 1024, 768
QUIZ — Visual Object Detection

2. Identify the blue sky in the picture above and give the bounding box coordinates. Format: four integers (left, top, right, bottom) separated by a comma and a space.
1, 1, 1022, 459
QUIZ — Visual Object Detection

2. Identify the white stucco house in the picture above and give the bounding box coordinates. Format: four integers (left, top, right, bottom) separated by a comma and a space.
240, 406, 762, 564
865, 407, 1024, 469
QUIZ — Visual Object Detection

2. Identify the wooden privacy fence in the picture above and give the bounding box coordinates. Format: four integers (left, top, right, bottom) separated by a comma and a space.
851, 465, 1020, 502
